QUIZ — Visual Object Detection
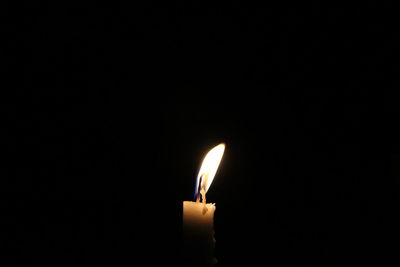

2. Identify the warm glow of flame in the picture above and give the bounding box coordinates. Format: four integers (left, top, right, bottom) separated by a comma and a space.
195, 143, 225, 197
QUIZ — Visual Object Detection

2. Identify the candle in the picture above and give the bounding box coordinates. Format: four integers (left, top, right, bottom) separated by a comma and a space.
183, 143, 225, 267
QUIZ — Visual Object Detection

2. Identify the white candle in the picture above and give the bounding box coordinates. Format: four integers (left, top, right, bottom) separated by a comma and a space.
183, 143, 225, 267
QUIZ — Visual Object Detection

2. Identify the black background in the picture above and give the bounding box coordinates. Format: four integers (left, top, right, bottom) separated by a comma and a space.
3, 1, 400, 266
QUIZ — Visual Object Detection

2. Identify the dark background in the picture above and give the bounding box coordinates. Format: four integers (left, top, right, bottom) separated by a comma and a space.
3, 1, 400, 266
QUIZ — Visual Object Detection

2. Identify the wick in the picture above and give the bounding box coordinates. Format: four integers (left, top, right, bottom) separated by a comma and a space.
196, 174, 209, 214
195, 175, 202, 203
200, 188, 206, 205
201, 188, 208, 214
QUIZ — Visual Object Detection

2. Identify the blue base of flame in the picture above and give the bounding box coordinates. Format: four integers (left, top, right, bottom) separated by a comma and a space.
194, 175, 202, 201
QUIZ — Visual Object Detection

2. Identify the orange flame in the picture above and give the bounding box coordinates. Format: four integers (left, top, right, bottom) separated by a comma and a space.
195, 143, 225, 199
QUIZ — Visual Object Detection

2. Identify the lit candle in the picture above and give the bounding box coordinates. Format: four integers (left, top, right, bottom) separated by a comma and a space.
183, 143, 225, 267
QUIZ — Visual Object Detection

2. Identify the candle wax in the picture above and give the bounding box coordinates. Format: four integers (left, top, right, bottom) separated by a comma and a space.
183, 201, 217, 267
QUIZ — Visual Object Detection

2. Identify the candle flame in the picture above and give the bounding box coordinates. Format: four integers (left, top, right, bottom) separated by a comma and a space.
194, 143, 225, 199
